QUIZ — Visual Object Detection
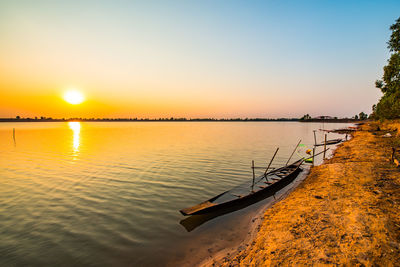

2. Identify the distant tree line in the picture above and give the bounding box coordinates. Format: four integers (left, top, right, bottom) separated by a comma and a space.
299, 114, 366, 121
372, 17, 400, 120
2, 115, 370, 122
1, 116, 300, 122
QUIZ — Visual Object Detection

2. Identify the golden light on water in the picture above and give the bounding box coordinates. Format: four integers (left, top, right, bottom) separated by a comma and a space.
68, 121, 81, 153
64, 90, 85, 105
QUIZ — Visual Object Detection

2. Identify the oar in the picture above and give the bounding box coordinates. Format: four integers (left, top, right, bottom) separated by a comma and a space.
286, 139, 301, 166
264, 147, 279, 177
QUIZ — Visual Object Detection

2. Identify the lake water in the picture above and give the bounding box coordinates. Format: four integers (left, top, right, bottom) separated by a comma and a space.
0, 122, 350, 266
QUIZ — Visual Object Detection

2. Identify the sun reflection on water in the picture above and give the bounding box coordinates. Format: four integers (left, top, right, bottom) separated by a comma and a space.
68, 121, 81, 155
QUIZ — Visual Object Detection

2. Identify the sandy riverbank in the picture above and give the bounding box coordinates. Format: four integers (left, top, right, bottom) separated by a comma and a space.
202, 121, 400, 266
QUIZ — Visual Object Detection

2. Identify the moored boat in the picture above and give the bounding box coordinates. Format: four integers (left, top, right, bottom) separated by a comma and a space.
179, 159, 304, 216
314, 138, 342, 147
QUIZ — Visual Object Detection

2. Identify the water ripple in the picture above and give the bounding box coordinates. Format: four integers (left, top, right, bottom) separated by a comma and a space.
0, 121, 351, 266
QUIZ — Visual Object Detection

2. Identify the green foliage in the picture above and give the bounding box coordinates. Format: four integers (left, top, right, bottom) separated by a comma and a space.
374, 17, 400, 120
375, 91, 400, 119
388, 17, 400, 52
376, 53, 400, 94
359, 112, 368, 120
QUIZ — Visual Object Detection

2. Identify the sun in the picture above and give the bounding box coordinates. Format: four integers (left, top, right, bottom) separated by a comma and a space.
64, 90, 85, 105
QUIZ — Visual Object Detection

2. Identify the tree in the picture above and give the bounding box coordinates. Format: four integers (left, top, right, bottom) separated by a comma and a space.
359, 112, 368, 120
300, 114, 311, 120
375, 17, 400, 119
388, 17, 400, 52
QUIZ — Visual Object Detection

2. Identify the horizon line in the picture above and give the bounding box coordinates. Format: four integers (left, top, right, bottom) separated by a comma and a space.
0, 116, 361, 122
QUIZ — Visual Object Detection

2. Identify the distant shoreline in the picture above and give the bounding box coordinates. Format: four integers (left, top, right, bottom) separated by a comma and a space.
0, 118, 361, 123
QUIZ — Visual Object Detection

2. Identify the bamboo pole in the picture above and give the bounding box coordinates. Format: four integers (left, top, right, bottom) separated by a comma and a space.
264, 148, 279, 177
286, 139, 301, 166
13, 128, 16, 145
313, 130, 317, 146
304, 148, 329, 162
323, 134, 327, 159
252, 160, 255, 182
312, 146, 316, 166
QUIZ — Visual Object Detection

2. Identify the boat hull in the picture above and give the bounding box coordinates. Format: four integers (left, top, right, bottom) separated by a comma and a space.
180, 160, 303, 216
314, 138, 342, 146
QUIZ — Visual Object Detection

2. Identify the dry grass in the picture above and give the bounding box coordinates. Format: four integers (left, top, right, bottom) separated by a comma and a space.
214, 121, 400, 266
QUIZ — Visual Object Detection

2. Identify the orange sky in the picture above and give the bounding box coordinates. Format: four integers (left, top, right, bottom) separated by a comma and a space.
1, 1, 394, 119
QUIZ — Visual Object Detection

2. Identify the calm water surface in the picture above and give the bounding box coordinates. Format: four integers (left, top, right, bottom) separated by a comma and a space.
0, 122, 350, 266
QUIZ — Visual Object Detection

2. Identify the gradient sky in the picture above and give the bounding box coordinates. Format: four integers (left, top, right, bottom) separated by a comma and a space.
0, 0, 399, 119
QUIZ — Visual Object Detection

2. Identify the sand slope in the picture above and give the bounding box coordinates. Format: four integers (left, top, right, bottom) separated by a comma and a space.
214, 122, 400, 266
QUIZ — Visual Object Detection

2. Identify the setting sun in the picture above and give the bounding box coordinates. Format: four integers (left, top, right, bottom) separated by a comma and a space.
63, 90, 85, 105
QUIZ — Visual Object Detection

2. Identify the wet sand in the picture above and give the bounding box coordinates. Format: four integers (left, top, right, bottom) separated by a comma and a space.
202, 121, 400, 266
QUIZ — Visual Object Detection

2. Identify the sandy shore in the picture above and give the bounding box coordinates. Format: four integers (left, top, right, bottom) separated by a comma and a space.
202, 121, 400, 266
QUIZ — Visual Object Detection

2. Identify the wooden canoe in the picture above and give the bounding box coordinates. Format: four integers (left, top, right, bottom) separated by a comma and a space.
179, 159, 303, 216
314, 138, 342, 147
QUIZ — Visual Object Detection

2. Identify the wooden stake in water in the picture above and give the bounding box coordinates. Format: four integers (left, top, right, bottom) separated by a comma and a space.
313, 130, 317, 146
286, 139, 301, 166
312, 146, 316, 166
323, 134, 327, 159
13, 128, 16, 143
264, 147, 279, 177
252, 160, 255, 184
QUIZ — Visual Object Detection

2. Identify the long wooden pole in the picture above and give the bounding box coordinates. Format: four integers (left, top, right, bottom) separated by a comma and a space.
286, 139, 301, 166
264, 147, 279, 177
304, 148, 329, 162
313, 130, 317, 146
313, 130, 317, 166
323, 134, 327, 159
252, 160, 255, 184
312, 146, 316, 166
